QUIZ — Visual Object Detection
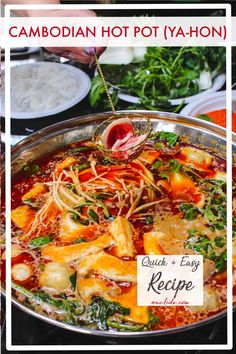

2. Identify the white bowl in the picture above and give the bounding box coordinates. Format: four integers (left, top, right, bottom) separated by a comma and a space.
180, 90, 236, 117
1, 62, 91, 119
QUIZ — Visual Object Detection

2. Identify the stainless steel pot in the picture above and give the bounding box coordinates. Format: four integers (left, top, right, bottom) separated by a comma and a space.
6, 111, 235, 337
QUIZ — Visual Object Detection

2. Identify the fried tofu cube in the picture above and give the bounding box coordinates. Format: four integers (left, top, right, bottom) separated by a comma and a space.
108, 216, 134, 257
55, 157, 77, 176
59, 212, 94, 243
11, 205, 35, 229
138, 150, 161, 164
109, 286, 149, 324
143, 231, 166, 255
77, 276, 121, 302
22, 183, 48, 201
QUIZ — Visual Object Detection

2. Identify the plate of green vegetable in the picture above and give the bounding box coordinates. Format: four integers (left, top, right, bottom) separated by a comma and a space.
90, 47, 226, 112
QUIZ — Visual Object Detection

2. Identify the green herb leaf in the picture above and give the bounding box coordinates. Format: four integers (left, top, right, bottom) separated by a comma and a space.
151, 160, 163, 170
179, 203, 199, 220
23, 163, 40, 176
214, 236, 226, 248
29, 235, 51, 247
88, 296, 130, 330
145, 216, 154, 224
157, 132, 179, 147
69, 271, 77, 291
146, 312, 160, 329
169, 159, 182, 173
90, 76, 106, 107
215, 250, 227, 272
196, 114, 213, 122
107, 320, 146, 331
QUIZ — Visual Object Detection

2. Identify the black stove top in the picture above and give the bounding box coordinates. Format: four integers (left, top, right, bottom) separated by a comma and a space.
1, 297, 234, 352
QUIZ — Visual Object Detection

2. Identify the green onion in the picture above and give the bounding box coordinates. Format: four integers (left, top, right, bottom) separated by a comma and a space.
68, 146, 91, 154
73, 164, 89, 171
88, 209, 99, 223
29, 235, 51, 247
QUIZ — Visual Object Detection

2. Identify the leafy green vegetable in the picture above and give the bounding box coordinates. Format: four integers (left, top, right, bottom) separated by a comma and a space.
23, 163, 40, 176
88, 296, 130, 330
185, 229, 227, 271
169, 159, 182, 173
145, 215, 154, 224
23, 199, 39, 211
107, 312, 160, 331
89, 76, 106, 108
185, 230, 214, 260
146, 312, 160, 329
179, 203, 199, 220
215, 250, 227, 272
73, 164, 89, 171
29, 235, 51, 247
102, 157, 112, 165
90, 47, 225, 111
214, 236, 226, 248
69, 271, 77, 291
12, 282, 84, 325
157, 132, 179, 147
106, 321, 146, 331
151, 160, 163, 170
196, 114, 213, 122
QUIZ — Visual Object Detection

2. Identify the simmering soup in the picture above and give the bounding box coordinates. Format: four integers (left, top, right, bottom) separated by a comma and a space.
1, 128, 234, 332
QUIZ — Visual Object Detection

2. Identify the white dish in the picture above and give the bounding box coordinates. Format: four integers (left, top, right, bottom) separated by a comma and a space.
1, 62, 91, 119
180, 90, 236, 117
117, 73, 226, 106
